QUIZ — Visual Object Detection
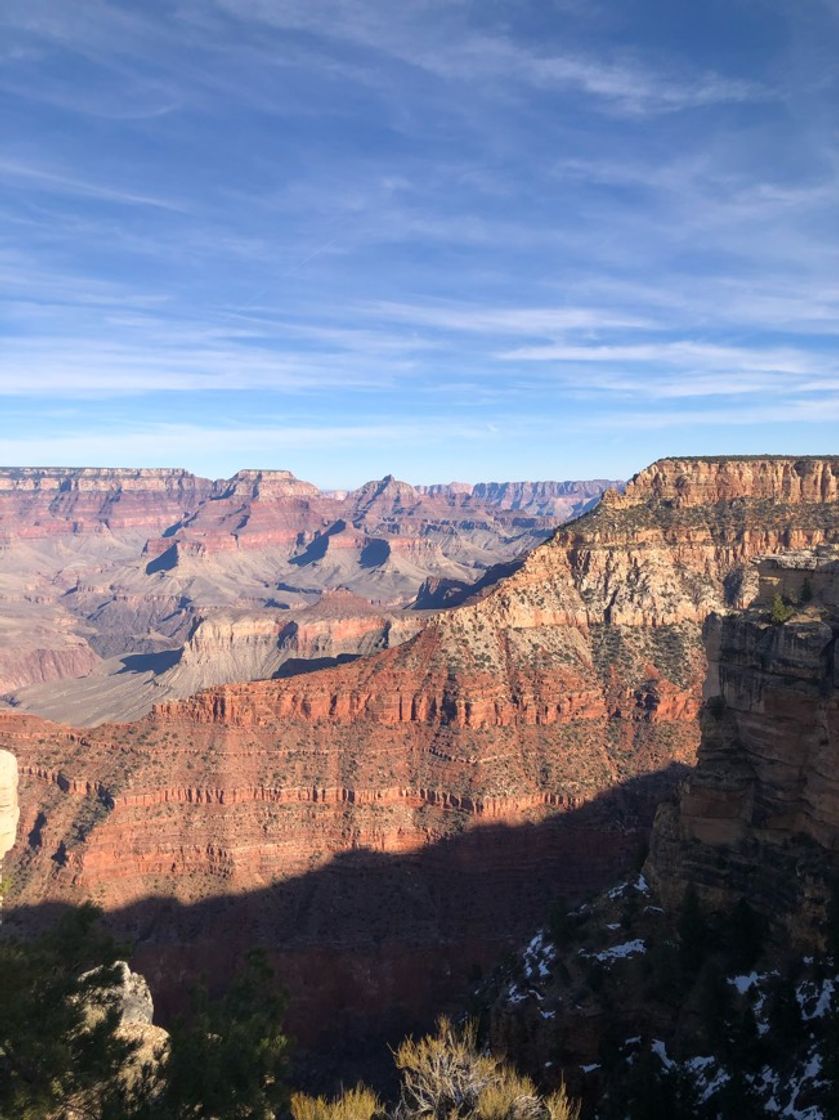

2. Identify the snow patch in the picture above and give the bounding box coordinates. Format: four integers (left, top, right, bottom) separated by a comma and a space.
729, 971, 761, 994
506, 983, 526, 1005
796, 978, 835, 1021
634, 873, 649, 894
685, 1055, 715, 1073
586, 938, 646, 963
521, 929, 555, 981
700, 1069, 730, 1103
651, 1039, 673, 1070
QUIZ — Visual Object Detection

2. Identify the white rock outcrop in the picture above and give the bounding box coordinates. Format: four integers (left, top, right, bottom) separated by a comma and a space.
0, 749, 18, 860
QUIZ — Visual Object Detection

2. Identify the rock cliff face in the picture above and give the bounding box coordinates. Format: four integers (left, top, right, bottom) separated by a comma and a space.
623, 455, 839, 507
647, 545, 839, 941
4, 458, 839, 1048
487, 547, 839, 1118
0, 749, 18, 862
0, 466, 611, 720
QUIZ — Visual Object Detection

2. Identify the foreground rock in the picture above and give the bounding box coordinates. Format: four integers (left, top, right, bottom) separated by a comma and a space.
648, 545, 839, 940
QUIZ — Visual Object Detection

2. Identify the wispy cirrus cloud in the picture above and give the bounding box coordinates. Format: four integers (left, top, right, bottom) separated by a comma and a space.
364, 301, 653, 334
497, 340, 836, 374
0, 158, 185, 210
212, 0, 766, 116
0, 418, 503, 485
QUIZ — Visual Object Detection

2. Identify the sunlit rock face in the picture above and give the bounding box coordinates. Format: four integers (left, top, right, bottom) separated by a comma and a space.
0, 749, 18, 861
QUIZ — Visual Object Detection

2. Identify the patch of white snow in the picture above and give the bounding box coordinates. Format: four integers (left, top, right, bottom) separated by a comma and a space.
729, 971, 761, 994
651, 1039, 673, 1070
589, 939, 646, 963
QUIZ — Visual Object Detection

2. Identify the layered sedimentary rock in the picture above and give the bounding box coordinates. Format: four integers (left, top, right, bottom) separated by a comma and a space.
648, 545, 839, 941
5, 457, 839, 1046
417, 479, 619, 520
0, 631, 101, 693
0, 467, 214, 539
168, 592, 425, 695
0, 466, 611, 720
488, 547, 839, 1117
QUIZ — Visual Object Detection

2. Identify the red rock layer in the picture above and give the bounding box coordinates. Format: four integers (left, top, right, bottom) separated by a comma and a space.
0, 467, 214, 539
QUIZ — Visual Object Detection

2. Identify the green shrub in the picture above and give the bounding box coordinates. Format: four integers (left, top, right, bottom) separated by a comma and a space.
770, 592, 794, 624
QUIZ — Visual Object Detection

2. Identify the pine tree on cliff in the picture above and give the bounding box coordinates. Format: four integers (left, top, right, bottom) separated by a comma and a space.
677, 884, 709, 975
770, 592, 794, 624
0, 904, 290, 1120
0, 903, 143, 1119
151, 948, 289, 1120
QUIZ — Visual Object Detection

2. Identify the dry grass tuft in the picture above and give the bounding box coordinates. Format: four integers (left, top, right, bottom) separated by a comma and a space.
392, 1017, 579, 1120
291, 1084, 383, 1120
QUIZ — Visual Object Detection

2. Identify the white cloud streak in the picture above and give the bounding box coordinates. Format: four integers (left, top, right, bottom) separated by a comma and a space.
0, 158, 185, 211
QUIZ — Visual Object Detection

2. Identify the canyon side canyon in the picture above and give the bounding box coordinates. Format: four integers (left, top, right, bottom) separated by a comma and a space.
3, 455, 839, 1057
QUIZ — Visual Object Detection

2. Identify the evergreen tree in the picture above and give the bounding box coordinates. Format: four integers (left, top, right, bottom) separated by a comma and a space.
0, 903, 143, 1120
0, 906, 290, 1120
696, 960, 730, 1049
724, 898, 765, 973
770, 592, 794, 624
766, 973, 802, 1053
142, 949, 289, 1120
824, 876, 839, 959
710, 1068, 763, 1118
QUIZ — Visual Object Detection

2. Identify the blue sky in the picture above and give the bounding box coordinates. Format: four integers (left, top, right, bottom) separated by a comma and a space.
1, 0, 838, 487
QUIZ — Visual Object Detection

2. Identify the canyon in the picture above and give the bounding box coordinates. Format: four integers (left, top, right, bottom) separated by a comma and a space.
3, 455, 839, 1053
0, 467, 614, 724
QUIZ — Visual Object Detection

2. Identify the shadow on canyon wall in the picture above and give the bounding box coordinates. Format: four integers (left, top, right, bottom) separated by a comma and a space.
6, 763, 688, 1088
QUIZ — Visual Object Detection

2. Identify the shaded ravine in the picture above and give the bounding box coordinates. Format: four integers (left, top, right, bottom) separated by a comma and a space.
5, 765, 686, 1088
